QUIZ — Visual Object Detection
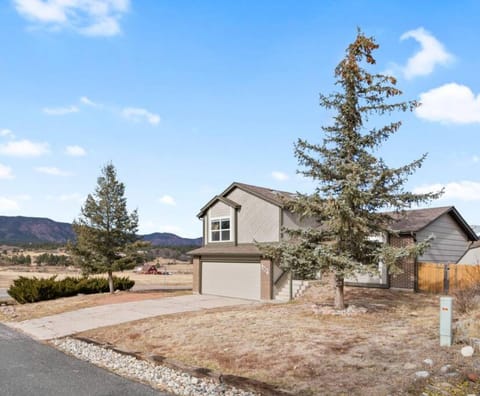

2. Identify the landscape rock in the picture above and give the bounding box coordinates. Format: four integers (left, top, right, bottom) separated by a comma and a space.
423, 358, 433, 366
439, 364, 454, 374
461, 346, 475, 357
52, 338, 260, 396
415, 371, 430, 379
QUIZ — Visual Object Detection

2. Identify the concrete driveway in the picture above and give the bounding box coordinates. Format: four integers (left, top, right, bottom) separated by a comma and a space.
7, 294, 254, 340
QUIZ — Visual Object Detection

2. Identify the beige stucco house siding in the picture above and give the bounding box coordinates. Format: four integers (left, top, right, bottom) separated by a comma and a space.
417, 213, 471, 263
208, 201, 231, 217
282, 211, 319, 234
226, 187, 280, 243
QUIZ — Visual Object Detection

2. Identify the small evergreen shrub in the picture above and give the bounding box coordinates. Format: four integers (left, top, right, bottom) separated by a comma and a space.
7, 275, 135, 304
114, 276, 135, 291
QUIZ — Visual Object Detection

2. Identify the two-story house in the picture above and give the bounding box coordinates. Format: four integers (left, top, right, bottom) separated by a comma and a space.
189, 182, 477, 300
188, 182, 312, 301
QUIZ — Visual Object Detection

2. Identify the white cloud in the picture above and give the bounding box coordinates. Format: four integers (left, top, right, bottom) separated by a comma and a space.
0, 197, 20, 212
0, 139, 49, 157
43, 105, 79, 115
14, 0, 130, 37
0, 129, 15, 139
473, 156, 480, 163
35, 166, 71, 176
0, 164, 14, 179
65, 145, 87, 157
416, 83, 480, 124
400, 27, 453, 79
122, 107, 160, 125
159, 195, 176, 206
414, 181, 480, 201
80, 96, 99, 107
272, 171, 289, 181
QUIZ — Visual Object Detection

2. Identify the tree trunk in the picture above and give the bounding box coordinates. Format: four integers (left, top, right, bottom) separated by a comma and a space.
334, 275, 345, 310
108, 270, 114, 293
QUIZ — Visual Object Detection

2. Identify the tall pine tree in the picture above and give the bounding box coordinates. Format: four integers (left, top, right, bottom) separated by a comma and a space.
268, 31, 440, 309
70, 163, 144, 293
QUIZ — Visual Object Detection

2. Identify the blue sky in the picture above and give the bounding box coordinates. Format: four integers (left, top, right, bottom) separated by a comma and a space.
1, 1, 480, 237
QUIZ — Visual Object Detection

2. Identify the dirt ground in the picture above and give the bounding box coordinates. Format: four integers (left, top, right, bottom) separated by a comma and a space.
79, 280, 480, 396
0, 290, 190, 322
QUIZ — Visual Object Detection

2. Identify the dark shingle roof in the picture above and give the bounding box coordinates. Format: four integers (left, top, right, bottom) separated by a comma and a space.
188, 244, 262, 256
388, 206, 453, 233
196, 182, 478, 241
231, 182, 295, 207
388, 206, 478, 240
197, 182, 295, 218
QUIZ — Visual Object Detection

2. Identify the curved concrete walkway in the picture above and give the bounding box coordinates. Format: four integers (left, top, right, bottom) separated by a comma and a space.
6, 294, 254, 341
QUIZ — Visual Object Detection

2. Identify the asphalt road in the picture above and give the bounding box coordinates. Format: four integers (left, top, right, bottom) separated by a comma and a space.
0, 324, 170, 396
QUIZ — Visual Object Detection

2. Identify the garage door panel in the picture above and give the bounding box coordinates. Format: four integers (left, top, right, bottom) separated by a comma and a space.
202, 262, 260, 300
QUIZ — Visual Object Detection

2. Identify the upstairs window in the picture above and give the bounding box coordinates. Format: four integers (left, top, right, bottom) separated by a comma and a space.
211, 217, 231, 242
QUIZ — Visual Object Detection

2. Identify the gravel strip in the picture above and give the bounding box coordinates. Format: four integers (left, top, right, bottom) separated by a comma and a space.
51, 337, 258, 396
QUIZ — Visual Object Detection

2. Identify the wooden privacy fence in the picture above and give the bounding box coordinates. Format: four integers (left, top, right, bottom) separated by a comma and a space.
418, 262, 480, 294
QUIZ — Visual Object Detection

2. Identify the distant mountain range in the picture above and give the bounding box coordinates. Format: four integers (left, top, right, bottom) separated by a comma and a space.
0, 216, 202, 247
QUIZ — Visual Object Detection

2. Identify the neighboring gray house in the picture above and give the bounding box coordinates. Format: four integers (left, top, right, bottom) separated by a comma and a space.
347, 206, 478, 290
190, 183, 478, 299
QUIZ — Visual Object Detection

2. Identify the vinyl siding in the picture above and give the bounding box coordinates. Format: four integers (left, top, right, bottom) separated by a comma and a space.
226, 188, 280, 243
417, 213, 471, 263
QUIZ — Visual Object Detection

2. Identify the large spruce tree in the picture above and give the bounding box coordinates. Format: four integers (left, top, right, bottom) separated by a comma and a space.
71, 163, 143, 293
270, 31, 440, 309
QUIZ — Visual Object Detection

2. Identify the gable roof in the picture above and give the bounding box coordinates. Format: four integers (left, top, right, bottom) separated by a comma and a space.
197, 182, 295, 218
196, 182, 478, 241
389, 206, 478, 241
197, 195, 241, 218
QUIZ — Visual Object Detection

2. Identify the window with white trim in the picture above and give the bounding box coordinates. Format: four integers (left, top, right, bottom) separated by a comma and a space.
210, 217, 231, 242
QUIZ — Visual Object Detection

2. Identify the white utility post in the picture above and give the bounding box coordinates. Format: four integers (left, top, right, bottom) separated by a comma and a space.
440, 296, 453, 346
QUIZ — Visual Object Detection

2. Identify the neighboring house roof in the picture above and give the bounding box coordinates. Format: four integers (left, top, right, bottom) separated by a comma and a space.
197, 181, 295, 218
388, 206, 478, 241
188, 244, 262, 256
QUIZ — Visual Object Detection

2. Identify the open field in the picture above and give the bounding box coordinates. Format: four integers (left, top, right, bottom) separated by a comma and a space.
79, 280, 480, 395
0, 263, 193, 289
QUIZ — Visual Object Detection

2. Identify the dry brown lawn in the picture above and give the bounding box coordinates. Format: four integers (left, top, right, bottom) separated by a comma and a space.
0, 290, 190, 322
79, 280, 480, 395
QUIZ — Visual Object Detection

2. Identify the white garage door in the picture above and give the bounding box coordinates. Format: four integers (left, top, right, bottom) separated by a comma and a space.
202, 261, 261, 300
